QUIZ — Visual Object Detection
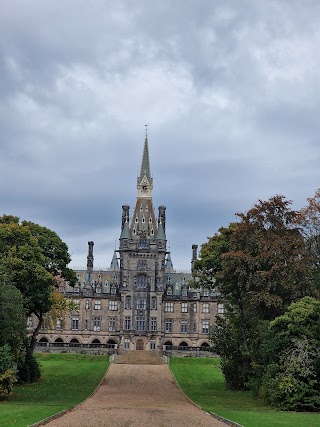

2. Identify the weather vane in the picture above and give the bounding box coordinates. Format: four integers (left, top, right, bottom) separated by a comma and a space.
145, 124, 148, 138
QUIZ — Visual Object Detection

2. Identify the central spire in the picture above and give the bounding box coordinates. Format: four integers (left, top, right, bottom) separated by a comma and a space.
130, 131, 157, 239
137, 128, 153, 198
139, 136, 151, 183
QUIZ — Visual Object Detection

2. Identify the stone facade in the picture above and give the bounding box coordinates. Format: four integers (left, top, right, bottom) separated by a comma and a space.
36, 137, 222, 351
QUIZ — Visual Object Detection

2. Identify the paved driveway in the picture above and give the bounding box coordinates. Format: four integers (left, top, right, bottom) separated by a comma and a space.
43, 364, 226, 427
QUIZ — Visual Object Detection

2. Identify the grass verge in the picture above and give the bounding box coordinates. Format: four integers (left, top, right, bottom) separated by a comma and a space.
0, 353, 109, 427
170, 357, 320, 427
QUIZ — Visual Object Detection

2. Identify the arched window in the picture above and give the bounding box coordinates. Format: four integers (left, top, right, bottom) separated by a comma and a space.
125, 295, 131, 309
136, 274, 148, 289
163, 341, 173, 350
179, 341, 188, 348
54, 338, 64, 347
69, 338, 80, 347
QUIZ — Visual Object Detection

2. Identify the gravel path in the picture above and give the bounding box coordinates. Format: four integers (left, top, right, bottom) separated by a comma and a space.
43, 364, 226, 427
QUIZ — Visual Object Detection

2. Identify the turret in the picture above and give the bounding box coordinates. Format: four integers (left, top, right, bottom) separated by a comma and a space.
87, 241, 94, 274
191, 244, 198, 272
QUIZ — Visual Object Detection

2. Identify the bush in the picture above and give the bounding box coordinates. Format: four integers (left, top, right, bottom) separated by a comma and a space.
17, 347, 40, 384
0, 345, 17, 398
0, 369, 17, 398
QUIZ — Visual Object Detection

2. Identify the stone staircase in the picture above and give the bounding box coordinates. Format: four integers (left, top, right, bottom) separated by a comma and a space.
113, 350, 165, 365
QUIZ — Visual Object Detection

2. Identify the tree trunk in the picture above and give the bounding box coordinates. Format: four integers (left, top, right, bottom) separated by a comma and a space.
30, 312, 43, 353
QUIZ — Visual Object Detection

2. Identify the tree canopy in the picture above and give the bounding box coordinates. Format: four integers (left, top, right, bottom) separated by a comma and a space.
0, 215, 77, 356
194, 194, 320, 403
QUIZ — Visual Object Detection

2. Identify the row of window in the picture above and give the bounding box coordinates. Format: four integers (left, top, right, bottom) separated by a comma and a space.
165, 319, 210, 334
164, 302, 224, 314
75, 299, 224, 314
56, 317, 210, 334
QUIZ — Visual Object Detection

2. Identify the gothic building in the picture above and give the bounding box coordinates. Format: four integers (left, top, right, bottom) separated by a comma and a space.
37, 136, 222, 351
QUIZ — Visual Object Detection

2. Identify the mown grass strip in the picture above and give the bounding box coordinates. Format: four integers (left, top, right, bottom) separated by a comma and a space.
0, 353, 109, 427
170, 357, 320, 427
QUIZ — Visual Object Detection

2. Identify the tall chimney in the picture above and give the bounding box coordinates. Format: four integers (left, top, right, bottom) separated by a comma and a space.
87, 241, 94, 274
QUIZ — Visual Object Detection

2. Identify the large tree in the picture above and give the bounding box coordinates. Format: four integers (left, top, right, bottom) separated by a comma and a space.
195, 196, 314, 390
259, 297, 320, 411
298, 188, 320, 294
0, 215, 77, 352
0, 282, 26, 396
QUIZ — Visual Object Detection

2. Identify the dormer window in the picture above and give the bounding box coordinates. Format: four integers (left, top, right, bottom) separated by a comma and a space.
145, 205, 148, 211
151, 229, 154, 235
149, 217, 152, 223
142, 217, 145, 223
167, 287, 173, 296
135, 217, 138, 223
133, 228, 136, 234
140, 205, 143, 211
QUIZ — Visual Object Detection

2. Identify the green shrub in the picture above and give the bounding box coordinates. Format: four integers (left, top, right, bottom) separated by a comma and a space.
0, 345, 17, 398
17, 347, 40, 384
0, 369, 17, 398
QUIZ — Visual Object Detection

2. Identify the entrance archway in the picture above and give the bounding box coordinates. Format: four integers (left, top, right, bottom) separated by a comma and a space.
136, 339, 144, 350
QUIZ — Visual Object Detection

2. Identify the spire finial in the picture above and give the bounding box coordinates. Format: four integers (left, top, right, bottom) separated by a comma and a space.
145, 124, 148, 139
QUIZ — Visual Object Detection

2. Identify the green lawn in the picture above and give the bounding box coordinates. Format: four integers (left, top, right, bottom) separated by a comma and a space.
0, 353, 109, 427
170, 357, 320, 427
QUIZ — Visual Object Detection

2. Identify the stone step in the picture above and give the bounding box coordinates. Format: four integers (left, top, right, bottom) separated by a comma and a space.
113, 350, 164, 365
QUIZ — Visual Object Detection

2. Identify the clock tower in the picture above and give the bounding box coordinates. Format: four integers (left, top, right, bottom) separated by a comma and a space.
118, 133, 167, 351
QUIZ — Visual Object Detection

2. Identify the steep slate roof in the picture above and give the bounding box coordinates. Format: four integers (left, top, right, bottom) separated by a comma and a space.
165, 252, 174, 272
120, 220, 131, 239
139, 137, 151, 182
110, 249, 119, 271
155, 220, 166, 240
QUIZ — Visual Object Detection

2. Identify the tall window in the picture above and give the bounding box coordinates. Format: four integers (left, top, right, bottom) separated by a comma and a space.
94, 300, 101, 310
192, 321, 197, 333
165, 319, 173, 333
191, 302, 197, 313
202, 320, 209, 334
136, 274, 148, 288
136, 317, 145, 331
71, 317, 79, 330
137, 259, 147, 270
108, 317, 116, 331
85, 300, 90, 310
151, 296, 157, 309
150, 317, 157, 331
202, 303, 209, 313
164, 302, 174, 312
136, 298, 146, 309
109, 301, 118, 311
218, 303, 224, 314
181, 302, 188, 313
56, 318, 62, 330
203, 289, 209, 297
150, 340, 156, 350
180, 321, 188, 333
138, 240, 148, 249
125, 296, 131, 309
93, 317, 101, 331
124, 316, 131, 330
84, 319, 88, 330
124, 338, 130, 350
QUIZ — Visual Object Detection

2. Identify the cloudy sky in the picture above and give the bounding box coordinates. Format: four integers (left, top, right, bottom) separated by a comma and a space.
1, 0, 319, 270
